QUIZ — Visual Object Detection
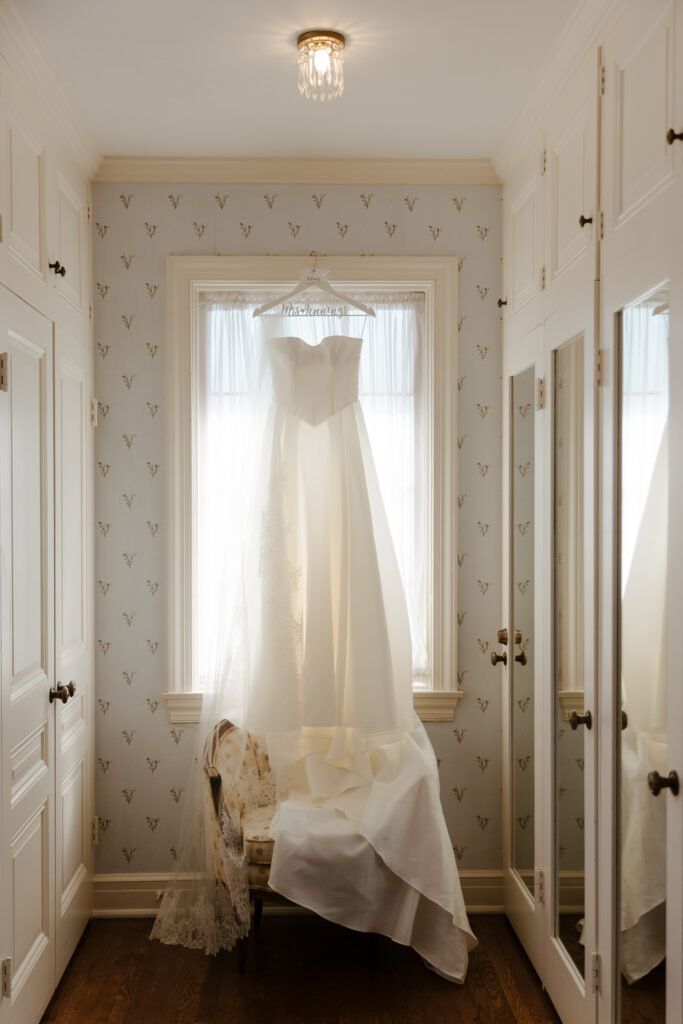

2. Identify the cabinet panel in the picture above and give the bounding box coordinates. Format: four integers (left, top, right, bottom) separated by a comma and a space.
11, 803, 49, 989
549, 115, 593, 281
6, 107, 45, 281
511, 179, 541, 309
546, 48, 597, 315
6, 336, 49, 689
57, 365, 86, 652
605, 2, 675, 232
54, 171, 85, 314
58, 758, 87, 915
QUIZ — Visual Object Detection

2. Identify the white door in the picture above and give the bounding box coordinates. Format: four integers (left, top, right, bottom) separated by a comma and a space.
500, 325, 546, 972
540, 301, 599, 1024
0, 285, 55, 1024
502, 43, 600, 1024
53, 324, 93, 981
598, 0, 682, 1021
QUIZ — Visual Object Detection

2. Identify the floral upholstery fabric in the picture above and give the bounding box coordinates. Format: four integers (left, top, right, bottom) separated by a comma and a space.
243, 804, 276, 864
204, 720, 275, 891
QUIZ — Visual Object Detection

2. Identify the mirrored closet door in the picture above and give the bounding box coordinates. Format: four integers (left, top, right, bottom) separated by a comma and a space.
541, 309, 599, 1024
501, 328, 544, 971
598, 1, 683, 1019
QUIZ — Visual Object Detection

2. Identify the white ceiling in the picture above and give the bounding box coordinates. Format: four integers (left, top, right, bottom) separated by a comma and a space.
17, 0, 580, 161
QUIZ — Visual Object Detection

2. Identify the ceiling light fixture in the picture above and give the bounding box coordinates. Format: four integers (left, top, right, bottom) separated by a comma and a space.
297, 30, 345, 101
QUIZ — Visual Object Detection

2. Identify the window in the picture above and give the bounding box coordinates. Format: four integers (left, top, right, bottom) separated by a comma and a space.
165, 256, 461, 722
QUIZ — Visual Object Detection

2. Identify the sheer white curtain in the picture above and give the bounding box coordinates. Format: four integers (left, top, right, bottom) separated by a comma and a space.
620, 301, 669, 733
196, 292, 429, 692
619, 298, 669, 981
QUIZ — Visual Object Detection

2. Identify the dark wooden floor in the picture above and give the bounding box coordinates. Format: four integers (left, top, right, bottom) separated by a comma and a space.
41, 914, 561, 1024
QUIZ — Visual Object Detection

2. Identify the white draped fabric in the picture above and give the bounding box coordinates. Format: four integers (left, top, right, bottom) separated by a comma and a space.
197, 296, 430, 698
152, 293, 475, 979
619, 300, 669, 983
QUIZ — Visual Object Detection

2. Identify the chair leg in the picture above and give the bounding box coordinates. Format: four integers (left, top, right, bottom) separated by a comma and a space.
237, 935, 248, 974
253, 898, 263, 930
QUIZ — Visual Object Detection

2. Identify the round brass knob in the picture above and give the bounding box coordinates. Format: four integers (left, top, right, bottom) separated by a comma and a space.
579, 214, 593, 227
490, 651, 507, 667
515, 650, 527, 666
666, 128, 683, 144
648, 770, 679, 797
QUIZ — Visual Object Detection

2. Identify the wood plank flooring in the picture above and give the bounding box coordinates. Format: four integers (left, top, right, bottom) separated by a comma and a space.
41, 914, 561, 1024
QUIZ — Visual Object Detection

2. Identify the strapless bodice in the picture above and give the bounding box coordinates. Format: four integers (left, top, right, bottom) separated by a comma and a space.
267, 335, 362, 426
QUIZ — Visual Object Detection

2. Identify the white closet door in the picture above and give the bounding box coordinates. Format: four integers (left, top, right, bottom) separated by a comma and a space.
598, 1, 682, 1021
501, 326, 546, 972
0, 284, 55, 1024
53, 324, 93, 981
666, 13, 683, 1024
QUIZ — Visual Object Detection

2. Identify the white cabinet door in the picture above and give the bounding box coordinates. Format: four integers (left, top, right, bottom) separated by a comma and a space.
47, 155, 90, 320
0, 285, 55, 1024
666, 13, 683, 1024
501, 326, 546, 973
53, 324, 93, 981
545, 48, 598, 318
598, 2, 682, 1021
502, 129, 546, 342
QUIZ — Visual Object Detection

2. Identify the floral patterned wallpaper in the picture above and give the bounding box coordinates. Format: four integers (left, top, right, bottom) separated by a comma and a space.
92, 181, 504, 875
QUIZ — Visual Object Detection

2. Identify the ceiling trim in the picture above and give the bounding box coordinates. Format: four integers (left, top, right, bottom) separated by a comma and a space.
0, 0, 101, 178
94, 156, 500, 186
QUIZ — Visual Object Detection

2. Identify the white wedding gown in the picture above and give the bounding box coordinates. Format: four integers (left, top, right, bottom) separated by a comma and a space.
153, 332, 476, 979
250, 334, 475, 979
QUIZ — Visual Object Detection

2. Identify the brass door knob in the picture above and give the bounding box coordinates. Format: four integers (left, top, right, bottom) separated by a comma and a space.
515, 650, 527, 666
497, 628, 522, 646
568, 709, 592, 730
48, 681, 76, 704
490, 651, 507, 666
621, 709, 628, 731
647, 770, 679, 797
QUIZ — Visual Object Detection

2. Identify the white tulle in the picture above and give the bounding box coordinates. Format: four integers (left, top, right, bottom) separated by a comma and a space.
152, 298, 475, 977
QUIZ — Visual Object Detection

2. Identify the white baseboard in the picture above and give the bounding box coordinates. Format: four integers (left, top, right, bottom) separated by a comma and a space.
92, 869, 504, 918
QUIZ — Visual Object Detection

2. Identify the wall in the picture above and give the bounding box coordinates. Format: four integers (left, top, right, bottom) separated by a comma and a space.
92, 181, 503, 875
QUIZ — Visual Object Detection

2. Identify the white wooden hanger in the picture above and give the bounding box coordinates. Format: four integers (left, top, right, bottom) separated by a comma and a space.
252, 267, 375, 318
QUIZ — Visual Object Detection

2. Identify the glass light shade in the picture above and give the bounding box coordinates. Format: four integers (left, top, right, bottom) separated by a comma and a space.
297, 31, 345, 101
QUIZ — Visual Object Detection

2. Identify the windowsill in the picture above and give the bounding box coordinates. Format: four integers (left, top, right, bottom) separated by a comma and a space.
162, 689, 464, 725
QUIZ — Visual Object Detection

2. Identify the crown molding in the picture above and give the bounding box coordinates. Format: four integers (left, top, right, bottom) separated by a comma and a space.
493, 0, 621, 181
0, 0, 101, 178
94, 156, 500, 186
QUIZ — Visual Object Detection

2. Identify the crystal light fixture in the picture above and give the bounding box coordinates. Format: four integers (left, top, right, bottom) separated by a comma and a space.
297, 31, 345, 101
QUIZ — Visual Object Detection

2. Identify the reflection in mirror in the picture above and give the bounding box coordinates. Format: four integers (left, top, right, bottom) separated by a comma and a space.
511, 367, 535, 895
553, 335, 585, 977
619, 289, 668, 1022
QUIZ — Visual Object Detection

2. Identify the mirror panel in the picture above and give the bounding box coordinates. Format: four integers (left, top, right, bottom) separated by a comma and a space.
511, 367, 535, 895
553, 334, 586, 977
618, 289, 668, 1022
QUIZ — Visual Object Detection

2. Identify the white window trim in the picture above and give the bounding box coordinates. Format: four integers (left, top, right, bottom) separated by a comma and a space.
164, 255, 463, 722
